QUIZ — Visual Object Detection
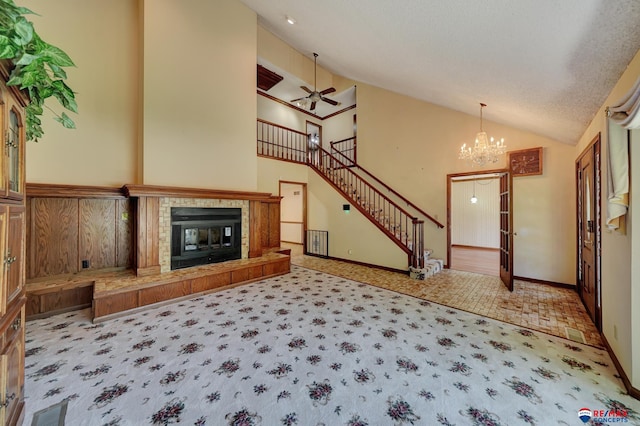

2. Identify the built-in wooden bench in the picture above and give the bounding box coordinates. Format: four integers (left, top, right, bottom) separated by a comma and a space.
26, 251, 290, 322
25, 268, 132, 320
92, 251, 290, 322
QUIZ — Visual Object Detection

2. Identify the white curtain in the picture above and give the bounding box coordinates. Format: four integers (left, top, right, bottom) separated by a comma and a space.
606, 75, 640, 229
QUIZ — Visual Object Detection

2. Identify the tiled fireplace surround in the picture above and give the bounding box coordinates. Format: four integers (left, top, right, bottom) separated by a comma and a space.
158, 197, 250, 273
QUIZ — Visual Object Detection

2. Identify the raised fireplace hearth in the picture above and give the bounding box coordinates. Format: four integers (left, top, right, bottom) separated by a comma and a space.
170, 207, 242, 270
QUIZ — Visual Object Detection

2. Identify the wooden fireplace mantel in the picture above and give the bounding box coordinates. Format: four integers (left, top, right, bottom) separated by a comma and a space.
122, 184, 278, 202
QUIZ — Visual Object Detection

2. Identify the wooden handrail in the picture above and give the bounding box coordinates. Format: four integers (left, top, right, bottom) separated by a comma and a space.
257, 118, 307, 136
330, 136, 356, 146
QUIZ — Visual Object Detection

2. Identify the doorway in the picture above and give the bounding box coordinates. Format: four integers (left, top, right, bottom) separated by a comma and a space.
279, 181, 307, 255
576, 134, 601, 329
447, 169, 513, 290
306, 121, 322, 149
448, 173, 501, 276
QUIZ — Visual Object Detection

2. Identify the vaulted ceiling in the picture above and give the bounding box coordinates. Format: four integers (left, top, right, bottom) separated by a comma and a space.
241, 0, 640, 144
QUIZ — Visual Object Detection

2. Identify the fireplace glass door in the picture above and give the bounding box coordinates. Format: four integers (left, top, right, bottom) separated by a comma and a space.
183, 225, 233, 252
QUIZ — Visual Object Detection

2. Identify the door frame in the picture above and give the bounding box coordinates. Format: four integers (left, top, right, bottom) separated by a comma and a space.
446, 168, 508, 271
575, 134, 602, 330
279, 180, 307, 252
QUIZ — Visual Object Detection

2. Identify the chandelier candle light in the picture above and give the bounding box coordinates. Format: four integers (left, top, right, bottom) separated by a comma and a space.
459, 103, 506, 166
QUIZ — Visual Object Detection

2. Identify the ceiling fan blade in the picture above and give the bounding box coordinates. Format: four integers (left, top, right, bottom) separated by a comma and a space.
290, 96, 306, 103
321, 97, 338, 106
300, 86, 312, 94
319, 87, 336, 95
310, 101, 317, 110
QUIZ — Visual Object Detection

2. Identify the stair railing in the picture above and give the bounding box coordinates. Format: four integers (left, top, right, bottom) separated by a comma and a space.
330, 136, 357, 167
309, 144, 424, 267
352, 163, 444, 229
256, 119, 428, 268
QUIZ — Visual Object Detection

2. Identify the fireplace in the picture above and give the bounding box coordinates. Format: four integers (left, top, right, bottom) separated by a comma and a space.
170, 207, 242, 270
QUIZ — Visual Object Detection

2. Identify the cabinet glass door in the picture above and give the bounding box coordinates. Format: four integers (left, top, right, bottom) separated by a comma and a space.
7, 106, 23, 198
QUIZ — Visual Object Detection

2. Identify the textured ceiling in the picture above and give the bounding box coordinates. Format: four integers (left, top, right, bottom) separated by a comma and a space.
240, 0, 640, 144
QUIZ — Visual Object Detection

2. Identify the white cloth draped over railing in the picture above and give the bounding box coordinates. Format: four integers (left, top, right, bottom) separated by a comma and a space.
606, 75, 640, 229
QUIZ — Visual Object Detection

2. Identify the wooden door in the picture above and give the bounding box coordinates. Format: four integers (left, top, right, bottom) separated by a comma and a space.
577, 144, 598, 324
499, 172, 513, 291
4, 207, 24, 309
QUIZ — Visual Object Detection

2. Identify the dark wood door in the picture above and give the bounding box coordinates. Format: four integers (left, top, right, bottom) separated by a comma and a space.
577, 146, 597, 323
499, 172, 514, 291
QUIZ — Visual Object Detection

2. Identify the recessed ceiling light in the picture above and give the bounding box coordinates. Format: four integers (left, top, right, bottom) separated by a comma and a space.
286, 15, 296, 25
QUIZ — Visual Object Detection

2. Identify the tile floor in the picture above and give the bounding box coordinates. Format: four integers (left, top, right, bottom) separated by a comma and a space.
285, 244, 602, 348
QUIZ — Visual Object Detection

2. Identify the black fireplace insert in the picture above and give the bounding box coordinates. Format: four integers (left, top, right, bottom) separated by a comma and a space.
170, 207, 242, 270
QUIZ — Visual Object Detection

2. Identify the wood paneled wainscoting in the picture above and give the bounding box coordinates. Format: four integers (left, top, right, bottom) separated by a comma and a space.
25, 184, 287, 321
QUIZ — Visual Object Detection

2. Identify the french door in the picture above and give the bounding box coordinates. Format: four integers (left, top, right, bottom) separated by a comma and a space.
499, 171, 514, 291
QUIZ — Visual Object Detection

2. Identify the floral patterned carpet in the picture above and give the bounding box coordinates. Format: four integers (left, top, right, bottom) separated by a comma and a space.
24, 266, 640, 425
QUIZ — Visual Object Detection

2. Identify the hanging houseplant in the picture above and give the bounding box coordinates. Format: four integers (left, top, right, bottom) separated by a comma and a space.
0, 0, 76, 141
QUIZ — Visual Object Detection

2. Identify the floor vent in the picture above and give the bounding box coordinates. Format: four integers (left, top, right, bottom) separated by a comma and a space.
565, 327, 586, 344
31, 400, 67, 426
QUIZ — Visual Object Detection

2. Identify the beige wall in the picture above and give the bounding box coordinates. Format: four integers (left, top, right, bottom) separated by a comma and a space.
357, 83, 577, 283
25, 0, 139, 185
576, 49, 640, 389
25, 0, 258, 191
451, 179, 500, 248
142, 0, 257, 190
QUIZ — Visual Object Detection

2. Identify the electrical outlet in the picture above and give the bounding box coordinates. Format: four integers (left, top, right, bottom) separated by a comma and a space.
614, 325, 618, 340
348, 249, 353, 255
82, 260, 90, 269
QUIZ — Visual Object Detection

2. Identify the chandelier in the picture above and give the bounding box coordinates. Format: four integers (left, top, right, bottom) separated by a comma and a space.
459, 103, 506, 166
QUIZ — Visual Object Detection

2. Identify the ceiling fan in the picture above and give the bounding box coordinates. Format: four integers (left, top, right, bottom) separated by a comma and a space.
290, 53, 339, 111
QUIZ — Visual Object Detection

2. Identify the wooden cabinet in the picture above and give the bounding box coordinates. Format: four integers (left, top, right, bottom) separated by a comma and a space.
260, 198, 281, 249
0, 61, 27, 426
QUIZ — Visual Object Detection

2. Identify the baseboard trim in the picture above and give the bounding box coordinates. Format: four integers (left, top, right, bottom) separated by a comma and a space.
514, 275, 575, 289
601, 333, 640, 401
304, 253, 408, 275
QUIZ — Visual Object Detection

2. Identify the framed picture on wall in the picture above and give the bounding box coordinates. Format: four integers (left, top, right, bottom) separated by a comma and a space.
508, 147, 543, 176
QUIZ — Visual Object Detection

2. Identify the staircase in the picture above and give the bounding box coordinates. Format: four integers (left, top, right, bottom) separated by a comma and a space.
257, 119, 443, 270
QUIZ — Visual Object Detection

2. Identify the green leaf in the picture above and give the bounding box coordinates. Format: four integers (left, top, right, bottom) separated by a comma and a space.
51, 80, 78, 112
16, 6, 38, 16
41, 44, 75, 67
0, 43, 16, 59
6, 73, 21, 86
18, 70, 38, 87
13, 17, 33, 45
15, 52, 38, 65
47, 63, 67, 79
54, 112, 75, 129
